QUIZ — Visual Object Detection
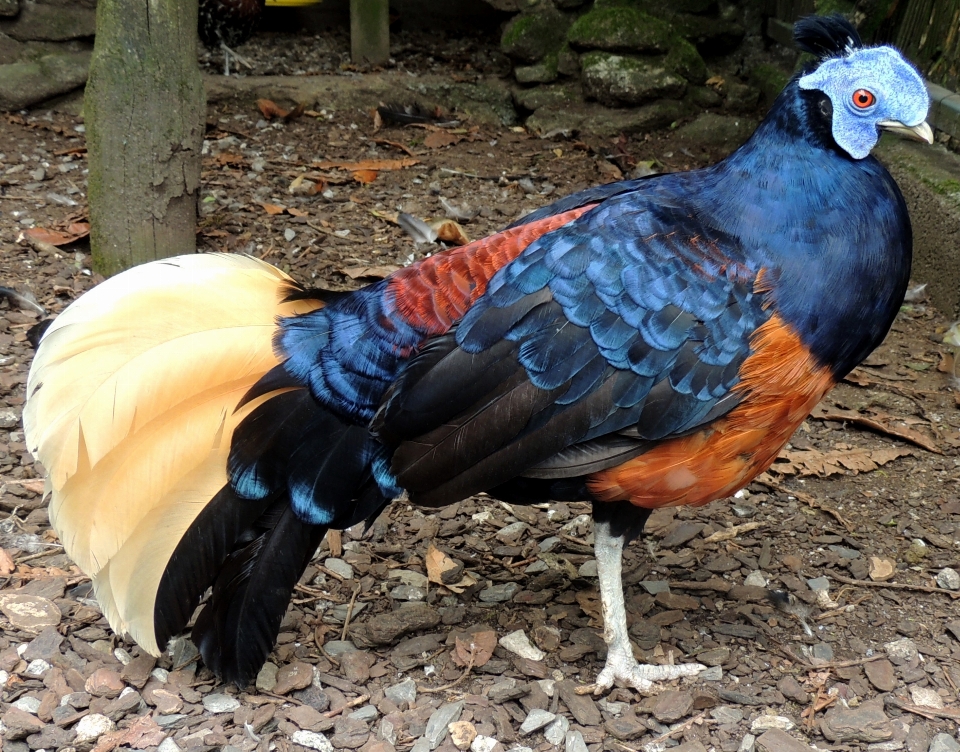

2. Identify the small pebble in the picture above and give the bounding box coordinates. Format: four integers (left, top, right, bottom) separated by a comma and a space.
391, 584, 426, 601
158, 738, 182, 752
202, 693, 241, 713
13, 696, 42, 714
24, 658, 50, 677
385, 677, 417, 706
499, 630, 545, 661
479, 582, 520, 602
910, 686, 944, 709
291, 730, 334, 751
937, 568, 960, 591
750, 715, 795, 732
471, 737, 499, 752
544, 715, 570, 745
577, 560, 598, 577
929, 733, 960, 752
744, 571, 767, 587
75, 713, 116, 745
519, 708, 556, 734
324, 557, 354, 579
565, 730, 589, 752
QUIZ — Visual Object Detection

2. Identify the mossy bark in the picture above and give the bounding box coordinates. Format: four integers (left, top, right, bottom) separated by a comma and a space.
350, 0, 389, 66
85, 0, 204, 276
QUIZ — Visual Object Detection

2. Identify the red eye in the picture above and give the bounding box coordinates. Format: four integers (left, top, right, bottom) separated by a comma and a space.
852, 89, 876, 108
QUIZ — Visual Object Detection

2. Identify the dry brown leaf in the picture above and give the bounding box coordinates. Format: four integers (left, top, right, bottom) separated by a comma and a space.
341, 265, 400, 280
811, 405, 942, 454
431, 218, 470, 245
214, 152, 245, 167
0, 549, 14, 575
426, 544, 462, 586
352, 169, 379, 184
597, 160, 623, 181
257, 99, 288, 120
283, 102, 306, 123
575, 590, 603, 625
842, 368, 874, 387
312, 158, 419, 171
453, 630, 496, 667
770, 446, 913, 477
25, 223, 90, 246
259, 202, 286, 215
91, 713, 165, 752
424, 130, 463, 149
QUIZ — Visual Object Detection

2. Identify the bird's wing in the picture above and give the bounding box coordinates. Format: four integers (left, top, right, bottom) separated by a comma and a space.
374, 193, 777, 506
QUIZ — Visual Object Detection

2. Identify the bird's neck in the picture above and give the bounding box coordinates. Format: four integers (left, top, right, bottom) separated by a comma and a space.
696, 82, 912, 379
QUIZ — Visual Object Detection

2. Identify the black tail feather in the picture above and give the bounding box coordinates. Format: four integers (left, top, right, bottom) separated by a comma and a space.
154, 485, 279, 651
191, 499, 327, 686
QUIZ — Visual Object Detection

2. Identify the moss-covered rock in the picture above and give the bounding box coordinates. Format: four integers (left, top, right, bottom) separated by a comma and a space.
664, 37, 705, 85
595, 0, 715, 13
567, 5, 674, 54
515, 50, 559, 83
724, 81, 760, 113
525, 98, 687, 137
581, 50, 686, 106
514, 81, 583, 112
749, 63, 791, 105
0, 49, 89, 109
501, 7, 571, 64
684, 84, 721, 109
0, 1, 95, 42
672, 13, 744, 55
675, 111, 757, 154
557, 43, 580, 76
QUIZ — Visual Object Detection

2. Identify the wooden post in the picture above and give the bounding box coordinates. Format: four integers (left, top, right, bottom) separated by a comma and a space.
85, 0, 205, 276
350, 0, 389, 66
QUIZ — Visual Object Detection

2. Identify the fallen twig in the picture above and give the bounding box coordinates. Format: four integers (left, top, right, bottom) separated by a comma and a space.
340, 583, 362, 641
884, 694, 960, 721
323, 694, 370, 718
827, 570, 960, 598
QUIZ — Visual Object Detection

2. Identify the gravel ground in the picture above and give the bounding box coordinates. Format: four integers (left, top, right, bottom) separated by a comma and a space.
1, 34, 960, 752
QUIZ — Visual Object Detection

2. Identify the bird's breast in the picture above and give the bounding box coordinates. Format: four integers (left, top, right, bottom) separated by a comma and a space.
587, 314, 835, 508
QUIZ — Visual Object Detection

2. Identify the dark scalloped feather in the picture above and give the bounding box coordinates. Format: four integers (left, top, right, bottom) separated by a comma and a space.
793, 14, 862, 59
191, 500, 326, 686
523, 435, 649, 478
153, 484, 278, 651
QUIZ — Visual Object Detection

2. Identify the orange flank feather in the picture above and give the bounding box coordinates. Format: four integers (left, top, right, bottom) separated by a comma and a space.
389, 206, 594, 334
587, 314, 835, 508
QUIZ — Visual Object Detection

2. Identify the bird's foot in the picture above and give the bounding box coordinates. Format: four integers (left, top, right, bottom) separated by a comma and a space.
591, 652, 706, 695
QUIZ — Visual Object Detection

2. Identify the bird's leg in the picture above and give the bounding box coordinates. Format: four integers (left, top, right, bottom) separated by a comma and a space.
221, 43, 253, 76
593, 516, 706, 694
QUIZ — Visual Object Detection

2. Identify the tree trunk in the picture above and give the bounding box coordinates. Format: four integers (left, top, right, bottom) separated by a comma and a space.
350, 0, 389, 66
86, 0, 204, 276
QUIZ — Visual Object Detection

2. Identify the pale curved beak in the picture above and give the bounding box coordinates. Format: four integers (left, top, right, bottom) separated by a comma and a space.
878, 119, 934, 144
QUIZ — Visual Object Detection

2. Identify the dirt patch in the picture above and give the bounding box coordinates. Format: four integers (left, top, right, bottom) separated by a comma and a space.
1, 57, 960, 752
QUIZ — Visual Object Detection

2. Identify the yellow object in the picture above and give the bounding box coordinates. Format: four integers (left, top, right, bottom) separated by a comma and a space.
23, 254, 321, 656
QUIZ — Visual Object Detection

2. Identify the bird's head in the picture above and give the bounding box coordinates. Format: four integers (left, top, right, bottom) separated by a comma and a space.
795, 15, 932, 159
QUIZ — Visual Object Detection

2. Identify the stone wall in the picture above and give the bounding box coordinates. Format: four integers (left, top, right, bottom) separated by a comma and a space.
495, 0, 775, 137
0, 0, 94, 110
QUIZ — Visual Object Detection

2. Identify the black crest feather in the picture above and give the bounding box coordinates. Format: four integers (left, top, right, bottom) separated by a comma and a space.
793, 14, 862, 58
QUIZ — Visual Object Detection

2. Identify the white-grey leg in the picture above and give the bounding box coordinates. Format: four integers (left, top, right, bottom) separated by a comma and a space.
593, 517, 705, 694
